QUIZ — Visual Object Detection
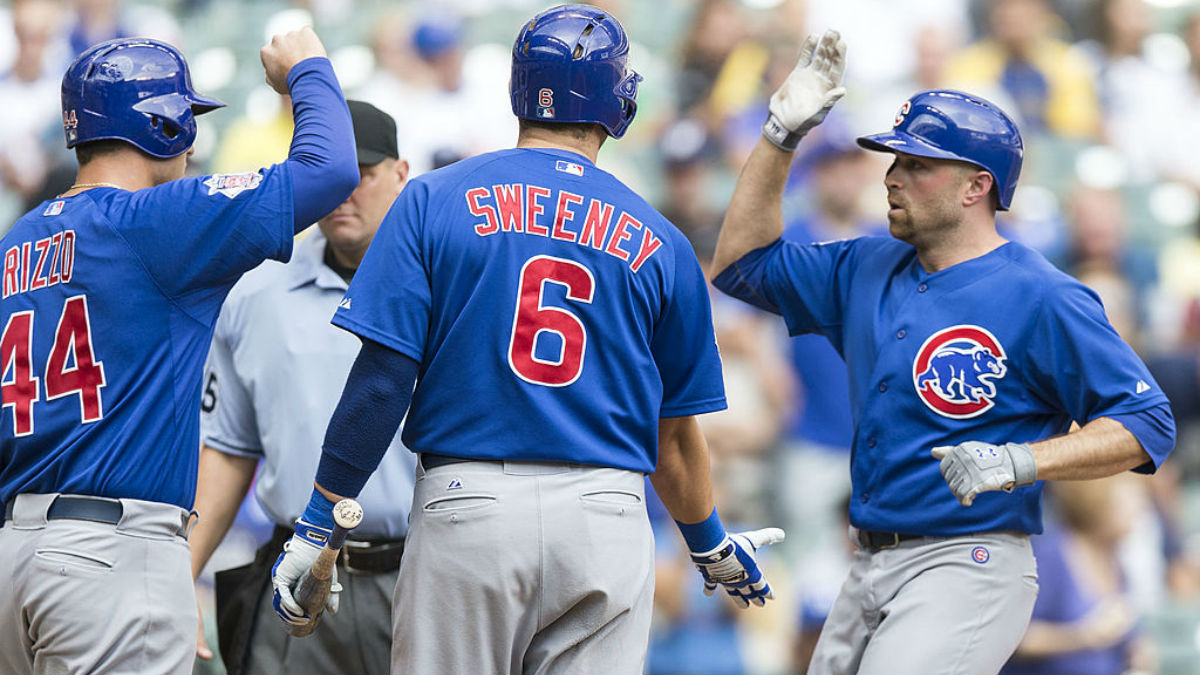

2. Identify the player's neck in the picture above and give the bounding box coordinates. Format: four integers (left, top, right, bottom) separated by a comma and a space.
915, 217, 1008, 273
515, 128, 605, 163
66, 149, 179, 195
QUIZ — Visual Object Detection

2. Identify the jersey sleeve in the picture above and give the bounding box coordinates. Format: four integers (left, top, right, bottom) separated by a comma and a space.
653, 235, 727, 418
1025, 281, 1174, 468
331, 180, 431, 362
104, 163, 294, 297
199, 314, 263, 459
711, 237, 847, 337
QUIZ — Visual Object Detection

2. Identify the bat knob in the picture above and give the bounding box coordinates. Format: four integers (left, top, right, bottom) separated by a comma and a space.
333, 499, 364, 531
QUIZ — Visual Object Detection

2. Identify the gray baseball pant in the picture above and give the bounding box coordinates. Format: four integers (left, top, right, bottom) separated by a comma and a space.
392, 459, 655, 675
808, 529, 1038, 675
0, 493, 195, 675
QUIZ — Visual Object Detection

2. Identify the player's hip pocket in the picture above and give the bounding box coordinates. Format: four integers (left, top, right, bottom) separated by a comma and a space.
422, 493, 499, 514
34, 547, 115, 574
579, 488, 643, 508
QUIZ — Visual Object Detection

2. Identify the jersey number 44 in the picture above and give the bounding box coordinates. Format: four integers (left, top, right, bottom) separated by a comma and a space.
2, 295, 106, 436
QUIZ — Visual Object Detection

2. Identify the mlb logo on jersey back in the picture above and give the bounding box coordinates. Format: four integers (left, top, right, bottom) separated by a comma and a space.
912, 325, 1008, 419
43, 201, 65, 216
203, 171, 263, 199
555, 160, 584, 176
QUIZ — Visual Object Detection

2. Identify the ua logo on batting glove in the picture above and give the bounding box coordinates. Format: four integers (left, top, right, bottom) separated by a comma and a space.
689, 529, 786, 608
931, 441, 1037, 507
271, 519, 343, 626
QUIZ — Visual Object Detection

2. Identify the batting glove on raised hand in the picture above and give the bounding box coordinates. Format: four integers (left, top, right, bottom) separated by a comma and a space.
762, 29, 847, 151
270, 519, 342, 626
931, 441, 1037, 507
689, 528, 786, 608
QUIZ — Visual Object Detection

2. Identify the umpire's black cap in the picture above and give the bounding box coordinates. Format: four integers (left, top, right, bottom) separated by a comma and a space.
347, 100, 399, 165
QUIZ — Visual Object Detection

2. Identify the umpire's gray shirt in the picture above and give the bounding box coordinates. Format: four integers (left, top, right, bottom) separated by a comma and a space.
200, 230, 415, 538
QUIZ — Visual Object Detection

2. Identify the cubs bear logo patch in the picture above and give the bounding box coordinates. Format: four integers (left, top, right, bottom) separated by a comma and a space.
912, 325, 1007, 419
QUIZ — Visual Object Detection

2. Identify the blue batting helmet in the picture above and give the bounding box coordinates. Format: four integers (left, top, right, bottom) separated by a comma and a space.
509, 4, 643, 139
62, 38, 225, 159
857, 89, 1023, 210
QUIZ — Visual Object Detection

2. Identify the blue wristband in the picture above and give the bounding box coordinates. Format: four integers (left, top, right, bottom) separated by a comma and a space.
300, 487, 336, 530
675, 508, 727, 553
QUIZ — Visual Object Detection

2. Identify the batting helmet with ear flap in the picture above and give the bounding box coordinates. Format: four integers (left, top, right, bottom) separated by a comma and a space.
856, 89, 1024, 210
509, 4, 643, 139
61, 38, 225, 159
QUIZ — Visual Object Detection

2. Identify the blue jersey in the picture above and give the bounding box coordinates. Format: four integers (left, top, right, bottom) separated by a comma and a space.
714, 236, 1171, 535
1, 168, 293, 508
333, 148, 726, 472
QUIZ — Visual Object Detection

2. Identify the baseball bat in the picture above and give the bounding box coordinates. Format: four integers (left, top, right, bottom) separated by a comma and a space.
288, 498, 364, 637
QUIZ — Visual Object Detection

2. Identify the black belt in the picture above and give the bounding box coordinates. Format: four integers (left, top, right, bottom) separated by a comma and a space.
272, 525, 405, 574
420, 453, 474, 471
856, 529, 924, 551
3, 495, 189, 539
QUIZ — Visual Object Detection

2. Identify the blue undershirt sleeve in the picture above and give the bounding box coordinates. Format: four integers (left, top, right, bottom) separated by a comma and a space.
1107, 402, 1175, 474
283, 57, 359, 231
316, 339, 419, 498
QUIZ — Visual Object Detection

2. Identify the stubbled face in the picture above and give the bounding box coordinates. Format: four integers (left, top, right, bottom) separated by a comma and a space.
319, 159, 406, 263
882, 152, 975, 247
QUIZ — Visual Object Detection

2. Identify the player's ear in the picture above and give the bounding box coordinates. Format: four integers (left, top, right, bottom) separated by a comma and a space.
962, 170, 994, 209
393, 158, 410, 189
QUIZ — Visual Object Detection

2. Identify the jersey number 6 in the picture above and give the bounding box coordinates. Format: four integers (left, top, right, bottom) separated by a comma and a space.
2, 295, 106, 436
508, 255, 595, 387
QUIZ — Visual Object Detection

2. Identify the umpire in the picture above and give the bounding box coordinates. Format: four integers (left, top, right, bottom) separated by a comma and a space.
189, 101, 413, 675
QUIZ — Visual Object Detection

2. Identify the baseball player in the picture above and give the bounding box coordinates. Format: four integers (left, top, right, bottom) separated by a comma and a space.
0, 30, 358, 674
190, 100, 415, 675
710, 30, 1176, 675
269, 5, 784, 675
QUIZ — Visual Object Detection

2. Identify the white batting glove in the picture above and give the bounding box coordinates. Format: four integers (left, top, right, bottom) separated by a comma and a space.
931, 441, 1037, 507
688, 528, 786, 608
270, 519, 342, 626
762, 29, 848, 151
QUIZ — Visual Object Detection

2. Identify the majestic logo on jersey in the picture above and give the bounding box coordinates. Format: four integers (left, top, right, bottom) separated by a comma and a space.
913, 325, 1007, 419
894, 101, 911, 127
338, 297, 351, 310
971, 546, 990, 564
203, 171, 263, 199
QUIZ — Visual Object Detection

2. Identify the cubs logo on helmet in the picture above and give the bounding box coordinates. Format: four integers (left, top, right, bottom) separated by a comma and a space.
913, 325, 1007, 419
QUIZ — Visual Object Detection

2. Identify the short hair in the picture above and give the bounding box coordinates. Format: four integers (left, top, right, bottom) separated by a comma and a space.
74, 139, 133, 165
518, 118, 601, 141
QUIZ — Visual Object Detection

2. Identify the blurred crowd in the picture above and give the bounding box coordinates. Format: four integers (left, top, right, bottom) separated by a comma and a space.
4, 0, 1200, 673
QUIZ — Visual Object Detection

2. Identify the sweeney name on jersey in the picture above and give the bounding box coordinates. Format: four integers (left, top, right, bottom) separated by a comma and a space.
465, 183, 662, 273
3, 229, 77, 298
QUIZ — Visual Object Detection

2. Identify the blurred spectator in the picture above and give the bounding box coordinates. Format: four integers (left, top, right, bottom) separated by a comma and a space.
1159, 7, 1200, 193
1002, 476, 1152, 675
946, 0, 1100, 139
675, 0, 752, 121
1076, 0, 1188, 182
358, 13, 513, 175
67, 0, 178, 55
1062, 185, 1158, 347
657, 116, 724, 247
0, 0, 69, 228
211, 92, 292, 174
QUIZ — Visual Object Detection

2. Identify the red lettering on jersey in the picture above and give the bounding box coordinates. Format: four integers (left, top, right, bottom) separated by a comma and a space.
3, 247, 17, 298
20, 242, 31, 293
629, 227, 663, 273
30, 237, 51, 291
551, 191, 583, 243
47, 233, 63, 286
60, 231, 75, 283
604, 212, 639, 262
466, 187, 500, 236
579, 199, 613, 250
525, 185, 551, 236
494, 184, 524, 232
